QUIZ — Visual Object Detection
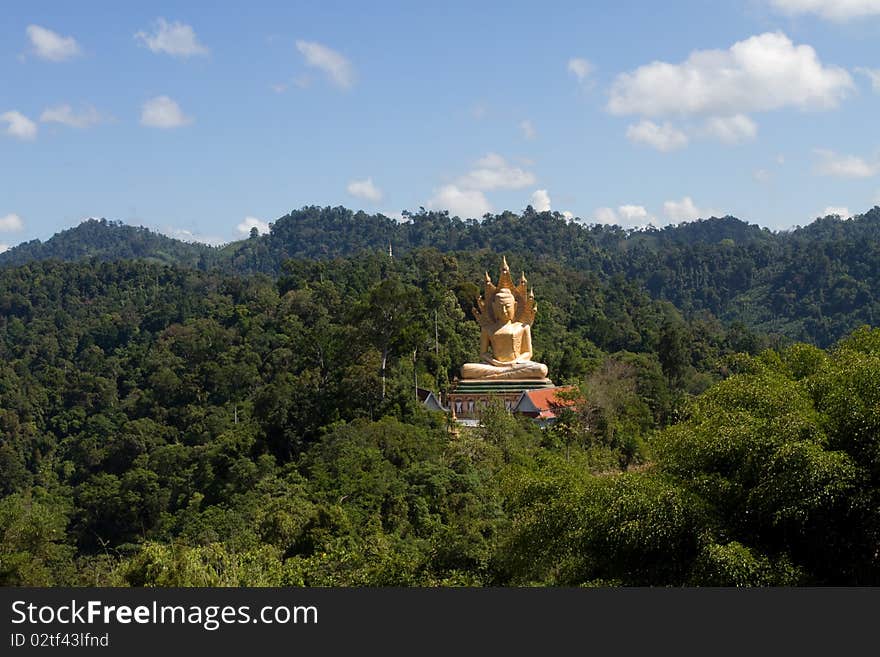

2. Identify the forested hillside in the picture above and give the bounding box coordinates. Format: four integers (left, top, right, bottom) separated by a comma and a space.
0, 219, 221, 270
0, 254, 877, 585
2, 207, 880, 586
4, 206, 880, 345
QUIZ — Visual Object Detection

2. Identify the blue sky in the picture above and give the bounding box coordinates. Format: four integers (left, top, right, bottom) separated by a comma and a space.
2, 0, 880, 250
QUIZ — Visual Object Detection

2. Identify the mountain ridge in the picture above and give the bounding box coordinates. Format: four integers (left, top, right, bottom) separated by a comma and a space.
4, 206, 880, 347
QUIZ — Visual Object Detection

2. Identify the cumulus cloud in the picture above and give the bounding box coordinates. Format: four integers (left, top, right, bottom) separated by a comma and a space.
167, 228, 227, 246
664, 196, 707, 222
619, 205, 653, 223
594, 207, 619, 225
26, 25, 81, 61
457, 153, 536, 191
1, 111, 37, 140
40, 104, 102, 128
626, 120, 688, 151
0, 213, 24, 232
347, 177, 383, 203
856, 67, 880, 93
520, 119, 536, 140
427, 185, 491, 218
140, 96, 192, 128
702, 114, 758, 143
568, 57, 593, 83
769, 0, 880, 20
593, 205, 654, 227
426, 153, 536, 218
236, 217, 271, 236
821, 206, 851, 218
530, 189, 551, 212
296, 40, 354, 89
135, 18, 209, 57
814, 149, 879, 178
562, 211, 575, 221
608, 32, 852, 117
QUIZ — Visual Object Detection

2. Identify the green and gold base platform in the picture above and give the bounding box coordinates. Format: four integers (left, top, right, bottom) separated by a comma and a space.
448, 378, 555, 420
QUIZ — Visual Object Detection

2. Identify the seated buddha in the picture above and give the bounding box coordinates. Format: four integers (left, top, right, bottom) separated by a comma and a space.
460, 257, 549, 380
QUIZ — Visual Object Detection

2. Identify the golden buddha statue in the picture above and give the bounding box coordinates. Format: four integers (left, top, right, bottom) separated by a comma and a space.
460, 257, 549, 380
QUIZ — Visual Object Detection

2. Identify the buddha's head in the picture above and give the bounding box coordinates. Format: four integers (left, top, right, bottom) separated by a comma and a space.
492, 288, 516, 322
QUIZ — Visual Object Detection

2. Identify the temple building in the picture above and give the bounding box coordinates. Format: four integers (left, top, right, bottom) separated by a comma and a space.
422, 256, 576, 425
417, 384, 578, 426
514, 386, 578, 424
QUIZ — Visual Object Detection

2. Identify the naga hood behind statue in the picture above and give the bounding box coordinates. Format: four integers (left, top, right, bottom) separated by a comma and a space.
461, 256, 549, 381
472, 255, 536, 327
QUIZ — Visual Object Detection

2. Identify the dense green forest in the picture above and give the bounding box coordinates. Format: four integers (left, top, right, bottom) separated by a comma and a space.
4, 205, 880, 346
1, 208, 879, 585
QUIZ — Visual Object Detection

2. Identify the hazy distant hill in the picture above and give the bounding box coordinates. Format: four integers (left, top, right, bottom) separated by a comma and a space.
4, 206, 880, 346
0, 218, 220, 269
0, 207, 783, 274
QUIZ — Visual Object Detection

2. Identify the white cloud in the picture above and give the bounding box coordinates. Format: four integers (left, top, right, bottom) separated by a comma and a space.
40, 104, 102, 128
608, 32, 853, 117
520, 119, 536, 140
427, 185, 491, 218
236, 217, 271, 236
135, 18, 209, 57
770, 0, 880, 20
0, 213, 24, 232
702, 114, 758, 143
296, 40, 354, 89
626, 120, 688, 151
814, 149, 879, 178
568, 57, 593, 83
530, 189, 551, 212
619, 205, 653, 223
0, 244, 8, 254
562, 211, 574, 221
821, 206, 851, 218
140, 96, 192, 128
167, 228, 227, 246
475, 153, 506, 168
26, 25, 80, 61
753, 169, 773, 184
427, 153, 536, 218
347, 177, 383, 203
664, 196, 707, 222
457, 153, 536, 191
856, 67, 880, 92
592, 205, 654, 227
0, 111, 37, 140
594, 207, 619, 225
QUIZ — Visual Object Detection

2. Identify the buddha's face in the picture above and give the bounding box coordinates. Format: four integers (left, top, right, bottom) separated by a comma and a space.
492, 290, 516, 322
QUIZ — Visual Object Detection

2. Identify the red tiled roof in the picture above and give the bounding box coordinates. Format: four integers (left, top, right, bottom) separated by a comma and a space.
518, 386, 580, 418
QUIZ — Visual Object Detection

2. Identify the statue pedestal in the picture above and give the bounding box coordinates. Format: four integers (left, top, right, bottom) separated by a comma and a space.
448, 378, 555, 420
